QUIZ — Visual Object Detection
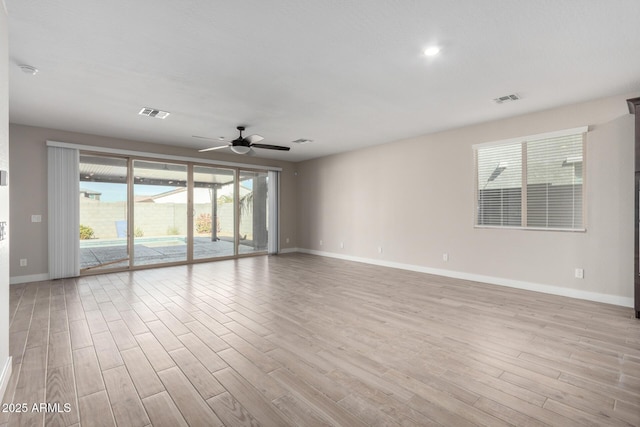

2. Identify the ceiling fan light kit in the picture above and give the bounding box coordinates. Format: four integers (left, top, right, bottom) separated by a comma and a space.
230, 145, 251, 155
197, 126, 291, 155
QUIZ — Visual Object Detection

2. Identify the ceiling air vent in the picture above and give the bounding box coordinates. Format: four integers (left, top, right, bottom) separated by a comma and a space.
493, 94, 520, 104
138, 107, 170, 119
292, 138, 313, 144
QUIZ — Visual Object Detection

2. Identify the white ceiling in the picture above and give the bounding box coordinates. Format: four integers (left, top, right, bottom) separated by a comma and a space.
6, 1, 640, 162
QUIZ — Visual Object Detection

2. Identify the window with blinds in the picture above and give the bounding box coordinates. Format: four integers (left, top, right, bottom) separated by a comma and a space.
474, 127, 586, 231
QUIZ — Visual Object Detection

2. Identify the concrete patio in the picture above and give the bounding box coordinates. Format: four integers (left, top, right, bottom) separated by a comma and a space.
80, 236, 262, 270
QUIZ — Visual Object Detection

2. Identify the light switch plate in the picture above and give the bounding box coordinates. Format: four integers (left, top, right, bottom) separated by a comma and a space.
0, 170, 7, 186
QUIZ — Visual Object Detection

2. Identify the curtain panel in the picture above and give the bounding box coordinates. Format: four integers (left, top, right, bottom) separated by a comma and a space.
267, 170, 279, 254
48, 146, 80, 279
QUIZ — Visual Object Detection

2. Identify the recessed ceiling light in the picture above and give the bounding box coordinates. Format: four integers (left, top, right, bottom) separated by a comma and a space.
423, 46, 441, 57
292, 139, 313, 144
18, 64, 39, 75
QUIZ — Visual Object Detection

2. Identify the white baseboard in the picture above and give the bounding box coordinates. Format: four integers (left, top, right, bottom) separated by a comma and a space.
279, 247, 299, 254
10, 252, 631, 308
0, 357, 12, 402
296, 248, 634, 308
10, 273, 49, 285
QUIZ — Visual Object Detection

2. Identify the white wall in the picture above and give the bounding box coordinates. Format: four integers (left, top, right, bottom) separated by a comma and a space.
296, 92, 638, 307
0, 0, 12, 396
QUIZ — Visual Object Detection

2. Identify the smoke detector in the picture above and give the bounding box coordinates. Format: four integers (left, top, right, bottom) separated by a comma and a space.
138, 107, 170, 119
493, 94, 520, 104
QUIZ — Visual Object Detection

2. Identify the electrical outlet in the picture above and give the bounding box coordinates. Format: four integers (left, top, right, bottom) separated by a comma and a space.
575, 268, 584, 279
20, 259, 27, 267
378, 246, 383, 254
285, 237, 290, 244
340, 242, 344, 249
0, 221, 6, 241
31, 214, 42, 223
443, 253, 449, 262
319, 240, 323, 246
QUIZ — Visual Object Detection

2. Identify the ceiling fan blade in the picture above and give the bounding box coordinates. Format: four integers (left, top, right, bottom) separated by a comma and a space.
244, 134, 264, 144
192, 135, 220, 140
198, 145, 229, 152
250, 143, 291, 151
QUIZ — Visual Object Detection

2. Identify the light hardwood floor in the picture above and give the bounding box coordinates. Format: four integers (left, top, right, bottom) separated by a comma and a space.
2, 253, 639, 426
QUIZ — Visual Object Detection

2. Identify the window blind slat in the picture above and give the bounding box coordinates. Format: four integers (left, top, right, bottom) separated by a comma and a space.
526, 133, 583, 229
475, 130, 584, 230
476, 143, 522, 226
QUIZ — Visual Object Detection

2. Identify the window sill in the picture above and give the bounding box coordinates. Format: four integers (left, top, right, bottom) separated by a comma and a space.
474, 225, 586, 233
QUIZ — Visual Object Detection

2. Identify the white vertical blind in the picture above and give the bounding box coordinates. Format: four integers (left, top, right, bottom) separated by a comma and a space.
267, 170, 279, 254
48, 146, 80, 278
474, 127, 586, 230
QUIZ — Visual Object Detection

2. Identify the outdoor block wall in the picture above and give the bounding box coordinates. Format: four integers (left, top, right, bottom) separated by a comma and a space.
80, 199, 252, 239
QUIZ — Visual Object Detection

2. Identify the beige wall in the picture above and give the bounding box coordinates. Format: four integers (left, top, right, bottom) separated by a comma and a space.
296, 92, 638, 304
0, 1, 10, 381
7, 86, 638, 305
9, 124, 298, 279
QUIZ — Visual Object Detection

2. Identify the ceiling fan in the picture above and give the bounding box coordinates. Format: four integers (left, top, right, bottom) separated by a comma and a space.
196, 126, 290, 155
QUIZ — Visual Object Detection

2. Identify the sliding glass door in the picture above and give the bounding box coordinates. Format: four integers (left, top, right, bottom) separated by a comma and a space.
78, 153, 276, 273
133, 160, 188, 266
193, 166, 236, 260
239, 170, 269, 254
79, 154, 130, 272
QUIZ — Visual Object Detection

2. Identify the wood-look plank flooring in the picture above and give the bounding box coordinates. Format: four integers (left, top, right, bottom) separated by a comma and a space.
2, 253, 639, 426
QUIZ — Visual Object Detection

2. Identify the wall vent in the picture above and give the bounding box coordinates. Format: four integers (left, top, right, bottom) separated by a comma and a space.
138, 107, 170, 119
493, 94, 520, 104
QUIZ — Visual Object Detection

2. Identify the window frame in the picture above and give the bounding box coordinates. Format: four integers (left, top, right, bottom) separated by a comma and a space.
473, 126, 588, 232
